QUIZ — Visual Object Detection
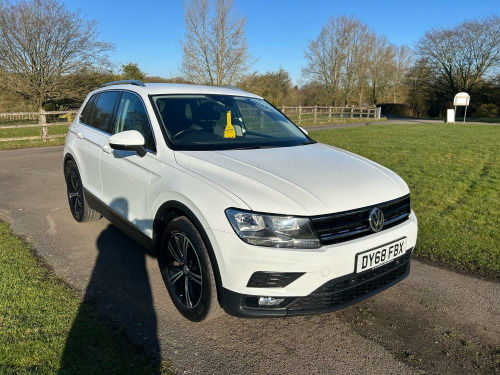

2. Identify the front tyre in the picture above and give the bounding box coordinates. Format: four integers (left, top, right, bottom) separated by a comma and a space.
64, 161, 101, 222
159, 216, 222, 321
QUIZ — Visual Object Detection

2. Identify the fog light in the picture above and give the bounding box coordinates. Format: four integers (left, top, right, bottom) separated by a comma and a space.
258, 297, 285, 306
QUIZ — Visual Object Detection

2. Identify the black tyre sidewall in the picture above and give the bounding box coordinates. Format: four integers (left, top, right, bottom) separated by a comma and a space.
159, 217, 217, 322
65, 162, 84, 222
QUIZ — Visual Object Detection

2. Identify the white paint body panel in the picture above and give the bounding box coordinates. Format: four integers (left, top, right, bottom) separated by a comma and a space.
176, 143, 409, 216
64, 82, 418, 299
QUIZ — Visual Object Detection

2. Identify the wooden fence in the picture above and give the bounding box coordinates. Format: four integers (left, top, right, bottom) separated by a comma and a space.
0, 110, 77, 142
0, 105, 381, 143
278, 106, 381, 125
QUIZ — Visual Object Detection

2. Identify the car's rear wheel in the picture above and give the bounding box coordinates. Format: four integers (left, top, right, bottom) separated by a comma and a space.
158, 216, 222, 321
64, 161, 101, 222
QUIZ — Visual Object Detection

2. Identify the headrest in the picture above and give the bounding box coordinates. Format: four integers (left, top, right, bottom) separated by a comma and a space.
198, 102, 222, 121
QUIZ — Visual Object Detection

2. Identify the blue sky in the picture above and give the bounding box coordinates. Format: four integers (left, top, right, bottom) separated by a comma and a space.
65, 0, 498, 84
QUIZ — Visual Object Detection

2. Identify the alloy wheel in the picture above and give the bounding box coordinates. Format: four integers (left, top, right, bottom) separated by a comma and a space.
68, 171, 83, 216
166, 232, 203, 308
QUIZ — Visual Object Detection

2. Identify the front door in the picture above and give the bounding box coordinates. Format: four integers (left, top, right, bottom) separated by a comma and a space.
100, 91, 157, 238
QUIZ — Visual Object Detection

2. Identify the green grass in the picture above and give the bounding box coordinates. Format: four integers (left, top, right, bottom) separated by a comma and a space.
0, 220, 172, 374
285, 113, 386, 126
0, 124, 69, 138
0, 119, 36, 126
0, 124, 68, 150
310, 123, 500, 277
0, 138, 66, 150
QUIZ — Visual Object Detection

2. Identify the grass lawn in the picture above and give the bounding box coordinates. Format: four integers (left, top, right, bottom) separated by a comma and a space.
285, 114, 387, 127
0, 137, 66, 150
0, 124, 69, 138
0, 220, 172, 374
310, 123, 499, 278
0, 124, 68, 150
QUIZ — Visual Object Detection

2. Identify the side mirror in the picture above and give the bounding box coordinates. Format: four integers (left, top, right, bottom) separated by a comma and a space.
300, 127, 309, 136
108, 130, 147, 157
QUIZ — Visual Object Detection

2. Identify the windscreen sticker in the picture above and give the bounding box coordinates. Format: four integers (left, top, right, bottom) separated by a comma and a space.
224, 110, 236, 138
247, 98, 272, 111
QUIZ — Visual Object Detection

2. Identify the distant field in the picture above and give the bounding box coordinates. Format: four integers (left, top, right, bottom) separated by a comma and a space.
0, 124, 69, 150
311, 123, 500, 277
286, 113, 387, 126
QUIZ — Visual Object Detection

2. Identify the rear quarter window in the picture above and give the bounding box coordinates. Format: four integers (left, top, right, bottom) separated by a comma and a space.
79, 94, 97, 125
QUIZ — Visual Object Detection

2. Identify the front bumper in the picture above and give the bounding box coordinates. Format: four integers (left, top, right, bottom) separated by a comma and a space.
210, 210, 417, 317
222, 249, 412, 317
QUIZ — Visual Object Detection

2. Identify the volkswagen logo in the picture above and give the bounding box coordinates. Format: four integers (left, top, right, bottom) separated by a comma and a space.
368, 207, 384, 232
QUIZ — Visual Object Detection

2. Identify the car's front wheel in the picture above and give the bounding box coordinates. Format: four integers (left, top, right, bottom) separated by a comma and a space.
158, 216, 222, 321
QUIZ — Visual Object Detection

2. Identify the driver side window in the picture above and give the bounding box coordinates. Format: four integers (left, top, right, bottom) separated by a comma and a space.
113, 92, 156, 152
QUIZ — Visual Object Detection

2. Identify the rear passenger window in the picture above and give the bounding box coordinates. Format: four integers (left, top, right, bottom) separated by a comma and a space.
89, 91, 120, 132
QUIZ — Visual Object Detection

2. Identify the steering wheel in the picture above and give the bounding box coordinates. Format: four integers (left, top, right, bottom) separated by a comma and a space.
171, 129, 200, 140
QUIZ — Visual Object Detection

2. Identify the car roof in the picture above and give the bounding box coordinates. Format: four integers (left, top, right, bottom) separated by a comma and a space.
94, 82, 263, 99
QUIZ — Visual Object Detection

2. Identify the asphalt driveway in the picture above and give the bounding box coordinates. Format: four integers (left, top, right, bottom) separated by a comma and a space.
0, 146, 498, 374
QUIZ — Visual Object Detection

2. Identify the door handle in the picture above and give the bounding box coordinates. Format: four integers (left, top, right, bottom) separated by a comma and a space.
102, 144, 113, 154
76, 132, 83, 139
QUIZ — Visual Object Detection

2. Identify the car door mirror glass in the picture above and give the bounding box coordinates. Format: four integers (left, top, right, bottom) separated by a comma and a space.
108, 130, 146, 157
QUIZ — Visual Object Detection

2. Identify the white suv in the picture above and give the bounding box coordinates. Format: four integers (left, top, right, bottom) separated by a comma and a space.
64, 80, 418, 321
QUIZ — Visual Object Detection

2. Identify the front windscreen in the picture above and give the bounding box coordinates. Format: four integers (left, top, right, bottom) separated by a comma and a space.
151, 94, 311, 150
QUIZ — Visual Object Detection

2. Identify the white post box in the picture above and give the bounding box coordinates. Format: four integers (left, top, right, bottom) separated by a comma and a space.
446, 109, 455, 124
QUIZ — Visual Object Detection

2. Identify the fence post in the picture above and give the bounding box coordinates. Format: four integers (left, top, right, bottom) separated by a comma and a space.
39, 110, 48, 142
298, 106, 302, 125
328, 107, 332, 122
340, 107, 344, 119
376, 107, 381, 120
314, 105, 317, 124
350, 106, 354, 119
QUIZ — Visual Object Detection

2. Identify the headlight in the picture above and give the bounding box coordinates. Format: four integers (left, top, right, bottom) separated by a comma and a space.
225, 208, 321, 249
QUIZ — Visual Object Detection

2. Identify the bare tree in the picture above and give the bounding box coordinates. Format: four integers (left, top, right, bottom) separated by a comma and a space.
303, 16, 378, 106
180, 0, 251, 85
0, 0, 113, 110
392, 45, 413, 103
405, 58, 433, 117
416, 15, 500, 97
369, 36, 397, 105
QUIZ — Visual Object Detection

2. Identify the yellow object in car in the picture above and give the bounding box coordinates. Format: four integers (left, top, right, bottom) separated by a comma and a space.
224, 111, 236, 138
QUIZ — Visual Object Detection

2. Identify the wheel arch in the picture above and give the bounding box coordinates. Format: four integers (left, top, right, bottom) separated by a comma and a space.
153, 200, 226, 308
63, 152, 78, 175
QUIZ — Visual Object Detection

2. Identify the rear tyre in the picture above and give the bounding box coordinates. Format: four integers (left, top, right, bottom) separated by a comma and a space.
158, 216, 222, 321
64, 161, 101, 222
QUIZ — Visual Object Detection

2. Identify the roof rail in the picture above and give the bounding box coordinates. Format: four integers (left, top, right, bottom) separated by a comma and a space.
222, 85, 244, 91
100, 80, 146, 88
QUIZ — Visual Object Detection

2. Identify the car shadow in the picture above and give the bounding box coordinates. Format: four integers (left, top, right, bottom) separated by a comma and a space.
59, 201, 162, 373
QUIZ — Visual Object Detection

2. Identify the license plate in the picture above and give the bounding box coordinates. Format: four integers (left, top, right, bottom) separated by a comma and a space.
356, 238, 407, 273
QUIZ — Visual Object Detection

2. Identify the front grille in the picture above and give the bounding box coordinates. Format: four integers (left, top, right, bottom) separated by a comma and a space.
310, 194, 411, 245
287, 250, 411, 311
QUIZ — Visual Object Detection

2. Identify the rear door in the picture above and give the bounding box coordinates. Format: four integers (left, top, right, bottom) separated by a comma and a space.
76, 91, 120, 200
